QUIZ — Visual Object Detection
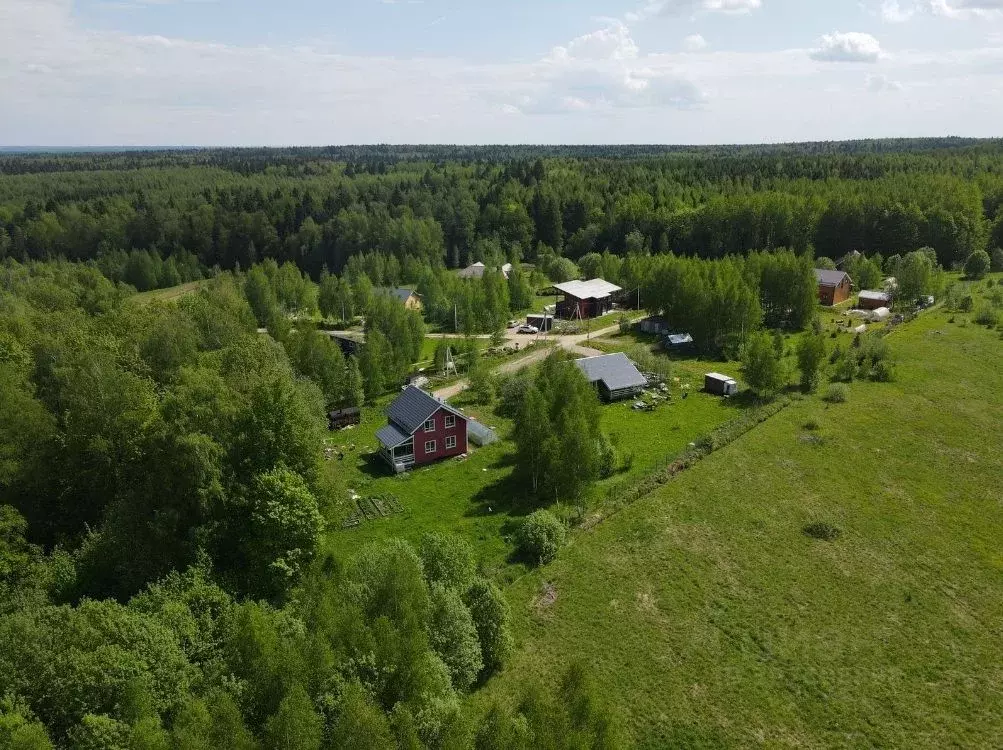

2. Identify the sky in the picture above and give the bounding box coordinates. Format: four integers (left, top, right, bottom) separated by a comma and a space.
1, 0, 1003, 146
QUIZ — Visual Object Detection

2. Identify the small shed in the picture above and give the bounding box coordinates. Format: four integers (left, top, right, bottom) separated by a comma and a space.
575, 353, 648, 402
858, 290, 892, 310
639, 315, 669, 335
705, 372, 738, 396
526, 313, 555, 332
328, 407, 361, 430
664, 333, 694, 351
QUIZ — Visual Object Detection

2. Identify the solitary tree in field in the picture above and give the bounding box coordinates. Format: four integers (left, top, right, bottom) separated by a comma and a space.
796, 331, 827, 393
964, 249, 991, 280
742, 331, 787, 399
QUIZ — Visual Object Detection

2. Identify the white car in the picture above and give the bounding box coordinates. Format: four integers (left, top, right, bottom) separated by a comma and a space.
517, 325, 539, 334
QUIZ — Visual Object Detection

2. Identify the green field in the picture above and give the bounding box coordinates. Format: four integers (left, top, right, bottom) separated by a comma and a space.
478, 296, 1003, 747
133, 280, 204, 304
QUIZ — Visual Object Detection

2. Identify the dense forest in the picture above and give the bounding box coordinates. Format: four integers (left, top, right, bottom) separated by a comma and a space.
0, 263, 620, 749
2, 141, 1002, 748
3, 140, 1003, 282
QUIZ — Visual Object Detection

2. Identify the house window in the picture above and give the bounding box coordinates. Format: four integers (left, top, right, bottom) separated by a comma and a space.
445, 436, 457, 450
423, 418, 435, 433
444, 415, 456, 429
424, 440, 437, 454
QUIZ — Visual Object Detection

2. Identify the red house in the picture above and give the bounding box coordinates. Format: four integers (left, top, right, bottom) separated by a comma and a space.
376, 386, 468, 472
815, 269, 852, 306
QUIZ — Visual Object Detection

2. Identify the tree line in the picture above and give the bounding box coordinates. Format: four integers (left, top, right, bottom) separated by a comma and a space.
3, 143, 1003, 284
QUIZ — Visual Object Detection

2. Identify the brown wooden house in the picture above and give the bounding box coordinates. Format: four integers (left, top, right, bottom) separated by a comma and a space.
815, 269, 852, 306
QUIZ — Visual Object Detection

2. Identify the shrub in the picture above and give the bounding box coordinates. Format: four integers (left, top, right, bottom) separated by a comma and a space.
516, 511, 566, 566
824, 383, 849, 403
959, 295, 974, 312
974, 304, 1000, 327
964, 249, 991, 280
597, 433, 619, 479
803, 522, 842, 541
802, 419, 821, 431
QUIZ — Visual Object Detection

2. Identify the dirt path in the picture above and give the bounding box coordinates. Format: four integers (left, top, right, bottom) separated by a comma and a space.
432, 314, 645, 400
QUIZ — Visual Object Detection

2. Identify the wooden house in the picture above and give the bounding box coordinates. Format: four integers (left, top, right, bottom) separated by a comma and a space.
815, 269, 852, 306
376, 386, 468, 472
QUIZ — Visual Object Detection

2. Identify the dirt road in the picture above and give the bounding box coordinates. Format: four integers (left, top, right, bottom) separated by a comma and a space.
432, 315, 643, 399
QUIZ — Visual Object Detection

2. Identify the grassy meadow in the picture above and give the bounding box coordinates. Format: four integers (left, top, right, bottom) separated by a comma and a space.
477, 286, 1003, 748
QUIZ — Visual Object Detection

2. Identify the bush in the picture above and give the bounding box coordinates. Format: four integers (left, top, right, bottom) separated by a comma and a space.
974, 304, 1000, 327
802, 419, 821, 431
803, 522, 842, 541
824, 383, 849, 403
959, 295, 974, 312
516, 511, 566, 566
964, 249, 991, 280
597, 433, 619, 479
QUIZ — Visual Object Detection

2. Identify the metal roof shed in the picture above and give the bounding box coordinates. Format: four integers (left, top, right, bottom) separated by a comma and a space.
575, 353, 648, 402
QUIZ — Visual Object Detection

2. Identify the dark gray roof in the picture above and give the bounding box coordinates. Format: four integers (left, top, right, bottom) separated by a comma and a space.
575, 353, 648, 392
386, 385, 465, 435
815, 269, 850, 287
376, 423, 411, 449
381, 288, 418, 303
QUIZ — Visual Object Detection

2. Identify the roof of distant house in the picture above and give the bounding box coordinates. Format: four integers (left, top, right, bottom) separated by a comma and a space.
814, 269, 851, 287
553, 279, 623, 300
385, 385, 465, 435
575, 353, 648, 392
457, 261, 510, 279
380, 287, 420, 303
666, 333, 694, 346
859, 290, 892, 301
706, 372, 737, 384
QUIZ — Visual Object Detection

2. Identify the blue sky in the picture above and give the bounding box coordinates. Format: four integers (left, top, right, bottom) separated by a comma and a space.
2, 0, 1003, 145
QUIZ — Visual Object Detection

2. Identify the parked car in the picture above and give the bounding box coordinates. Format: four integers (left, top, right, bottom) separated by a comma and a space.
517, 325, 539, 334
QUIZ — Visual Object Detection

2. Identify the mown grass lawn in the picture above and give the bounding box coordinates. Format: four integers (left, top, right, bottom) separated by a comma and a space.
321, 394, 532, 577
477, 305, 1003, 748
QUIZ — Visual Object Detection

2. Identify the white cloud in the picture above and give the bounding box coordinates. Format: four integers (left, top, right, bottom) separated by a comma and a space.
549, 21, 639, 62
929, 0, 1003, 19
810, 32, 885, 62
628, 0, 761, 21
4, 0, 1003, 145
683, 33, 709, 51
881, 0, 916, 21
866, 73, 904, 90
521, 23, 704, 114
